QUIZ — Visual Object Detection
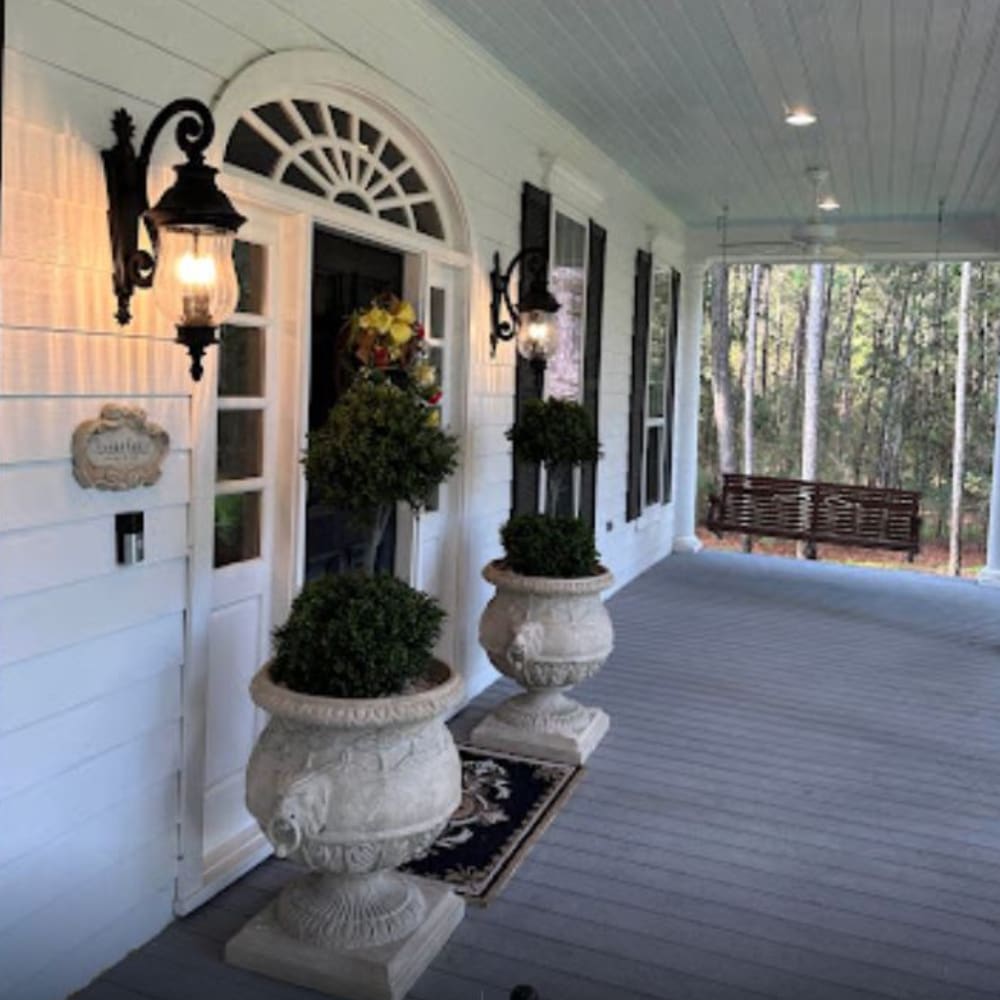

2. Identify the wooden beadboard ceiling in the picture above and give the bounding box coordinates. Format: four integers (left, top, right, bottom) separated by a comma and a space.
424, 0, 1000, 253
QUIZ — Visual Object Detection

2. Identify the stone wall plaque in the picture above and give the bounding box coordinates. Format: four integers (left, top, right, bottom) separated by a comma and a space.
72, 403, 171, 490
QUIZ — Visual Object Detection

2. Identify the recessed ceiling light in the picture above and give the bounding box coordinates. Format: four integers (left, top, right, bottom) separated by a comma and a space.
785, 107, 817, 127
817, 195, 840, 212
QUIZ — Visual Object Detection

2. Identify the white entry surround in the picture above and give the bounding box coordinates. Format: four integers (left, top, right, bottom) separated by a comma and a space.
0, 2, 690, 998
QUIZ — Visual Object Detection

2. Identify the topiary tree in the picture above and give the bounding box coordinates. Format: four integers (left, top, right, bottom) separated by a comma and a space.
305, 378, 459, 574
499, 399, 604, 578
506, 398, 600, 515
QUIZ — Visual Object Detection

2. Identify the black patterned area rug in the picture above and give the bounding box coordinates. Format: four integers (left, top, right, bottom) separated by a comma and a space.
401, 745, 583, 904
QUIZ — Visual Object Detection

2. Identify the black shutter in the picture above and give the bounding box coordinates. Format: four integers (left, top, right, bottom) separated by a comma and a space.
663, 268, 681, 503
580, 221, 606, 530
511, 182, 552, 516
626, 249, 652, 522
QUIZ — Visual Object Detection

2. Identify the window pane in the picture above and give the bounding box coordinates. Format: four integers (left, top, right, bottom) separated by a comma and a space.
214, 492, 261, 567
233, 240, 267, 315
648, 271, 671, 417
425, 482, 441, 513
427, 345, 444, 388
429, 285, 446, 340
546, 213, 587, 401
219, 325, 265, 397
646, 426, 662, 506
217, 410, 263, 481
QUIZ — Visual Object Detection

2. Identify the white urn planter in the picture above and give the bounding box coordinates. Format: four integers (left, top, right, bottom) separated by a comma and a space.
472, 561, 614, 764
225, 659, 465, 1000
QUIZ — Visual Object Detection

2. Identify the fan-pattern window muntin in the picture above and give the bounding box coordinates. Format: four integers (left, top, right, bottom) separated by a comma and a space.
224, 99, 446, 241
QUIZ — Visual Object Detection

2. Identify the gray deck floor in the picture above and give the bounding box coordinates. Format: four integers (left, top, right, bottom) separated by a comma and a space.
76, 552, 1000, 1000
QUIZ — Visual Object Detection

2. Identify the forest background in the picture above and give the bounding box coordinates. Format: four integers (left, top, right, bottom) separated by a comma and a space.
699, 261, 1000, 576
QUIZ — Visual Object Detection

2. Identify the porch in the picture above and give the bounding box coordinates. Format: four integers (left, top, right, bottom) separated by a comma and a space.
77, 553, 1000, 1000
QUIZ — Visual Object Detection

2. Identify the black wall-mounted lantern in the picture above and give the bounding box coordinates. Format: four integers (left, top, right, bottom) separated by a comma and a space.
102, 99, 246, 381
490, 248, 561, 374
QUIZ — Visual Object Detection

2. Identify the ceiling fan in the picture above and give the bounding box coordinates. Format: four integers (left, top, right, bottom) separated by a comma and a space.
719, 168, 901, 260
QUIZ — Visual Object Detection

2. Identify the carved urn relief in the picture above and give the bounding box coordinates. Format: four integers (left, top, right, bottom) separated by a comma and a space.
226, 660, 464, 1000
472, 561, 614, 764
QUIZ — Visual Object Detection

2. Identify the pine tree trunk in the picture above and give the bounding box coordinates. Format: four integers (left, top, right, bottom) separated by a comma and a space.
742, 265, 761, 552
711, 262, 737, 476
801, 263, 825, 483
949, 261, 972, 576
743, 264, 761, 476
799, 262, 825, 558
789, 281, 809, 440
759, 266, 771, 396
836, 269, 863, 422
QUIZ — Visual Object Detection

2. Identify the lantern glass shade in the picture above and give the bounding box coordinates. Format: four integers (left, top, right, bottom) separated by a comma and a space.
152, 226, 239, 328
515, 308, 559, 362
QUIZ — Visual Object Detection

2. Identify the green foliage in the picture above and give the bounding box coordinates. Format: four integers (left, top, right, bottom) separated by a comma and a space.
271, 572, 445, 698
507, 398, 600, 469
305, 379, 459, 527
700, 260, 1000, 546
500, 514, 600, 578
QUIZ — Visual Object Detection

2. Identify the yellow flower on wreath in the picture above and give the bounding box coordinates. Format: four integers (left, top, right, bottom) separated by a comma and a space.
388, 299, 416, 346
359, 307, 392, 334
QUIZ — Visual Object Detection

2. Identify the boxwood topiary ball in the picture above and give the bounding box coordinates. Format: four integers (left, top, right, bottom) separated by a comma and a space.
270, 572, 445, 699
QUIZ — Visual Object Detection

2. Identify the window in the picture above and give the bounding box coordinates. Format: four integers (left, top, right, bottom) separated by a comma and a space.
214, 238, 268, 568
423, 281, 448, 512
512, 187, 604, 525
628, 254, 678, 520
543, 211, 589, 516
546, 212, 588, 403
643, 270, 673, 505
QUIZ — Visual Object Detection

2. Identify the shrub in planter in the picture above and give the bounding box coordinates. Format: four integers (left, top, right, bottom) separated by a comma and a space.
473, 397, 612, 765
271, 572, 446, 699
234, 298, 465, 979
501, 513, 599, 579
506, 398, 600, 514
305, 378, 459, 576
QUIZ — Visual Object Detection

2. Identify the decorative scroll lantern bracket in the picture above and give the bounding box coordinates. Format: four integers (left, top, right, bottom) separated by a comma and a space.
102, 98, 246, 380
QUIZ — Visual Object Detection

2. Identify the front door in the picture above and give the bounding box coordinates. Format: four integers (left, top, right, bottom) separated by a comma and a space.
180, 211, 283, 913
306, 228, 404, 579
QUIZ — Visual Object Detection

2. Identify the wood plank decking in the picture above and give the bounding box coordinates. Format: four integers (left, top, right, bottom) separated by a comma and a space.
75, 552, 1000, 1000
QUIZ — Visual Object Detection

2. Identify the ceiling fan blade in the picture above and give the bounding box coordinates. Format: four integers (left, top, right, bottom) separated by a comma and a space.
722, 240, 797, 249
851, 238, 905, 247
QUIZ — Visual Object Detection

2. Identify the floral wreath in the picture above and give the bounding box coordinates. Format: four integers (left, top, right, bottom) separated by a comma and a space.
345, 293, 442, 410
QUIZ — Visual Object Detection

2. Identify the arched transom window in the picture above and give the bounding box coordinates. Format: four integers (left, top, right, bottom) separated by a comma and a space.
224, 99, 446, 240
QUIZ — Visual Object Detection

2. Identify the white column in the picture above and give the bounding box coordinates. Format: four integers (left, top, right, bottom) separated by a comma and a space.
979, 357, 1000, 585
672, 255, 707, 553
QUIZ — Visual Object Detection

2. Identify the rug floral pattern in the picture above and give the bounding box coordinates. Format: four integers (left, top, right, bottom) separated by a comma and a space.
402, 746, 581, 902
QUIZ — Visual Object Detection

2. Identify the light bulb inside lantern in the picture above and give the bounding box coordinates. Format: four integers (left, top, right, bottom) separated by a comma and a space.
516, 309, 558, 362
152, 226, 238, 329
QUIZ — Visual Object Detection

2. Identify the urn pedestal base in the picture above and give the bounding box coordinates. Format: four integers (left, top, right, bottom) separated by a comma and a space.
225, 877, 463, 1000
470, 691, 609, 765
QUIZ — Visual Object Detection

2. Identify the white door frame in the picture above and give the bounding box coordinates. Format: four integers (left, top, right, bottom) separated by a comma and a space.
176, 185, 471, 915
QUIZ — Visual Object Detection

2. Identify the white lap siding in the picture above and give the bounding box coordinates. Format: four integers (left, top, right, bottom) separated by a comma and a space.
1, 1, 686, 996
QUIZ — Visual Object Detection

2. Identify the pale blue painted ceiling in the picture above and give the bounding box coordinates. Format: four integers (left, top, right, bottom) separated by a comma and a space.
424, 0, 1000, 237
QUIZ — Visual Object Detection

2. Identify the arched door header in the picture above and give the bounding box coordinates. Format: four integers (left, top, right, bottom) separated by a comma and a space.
225, 97, 446, 242
210, 52, 469, 253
